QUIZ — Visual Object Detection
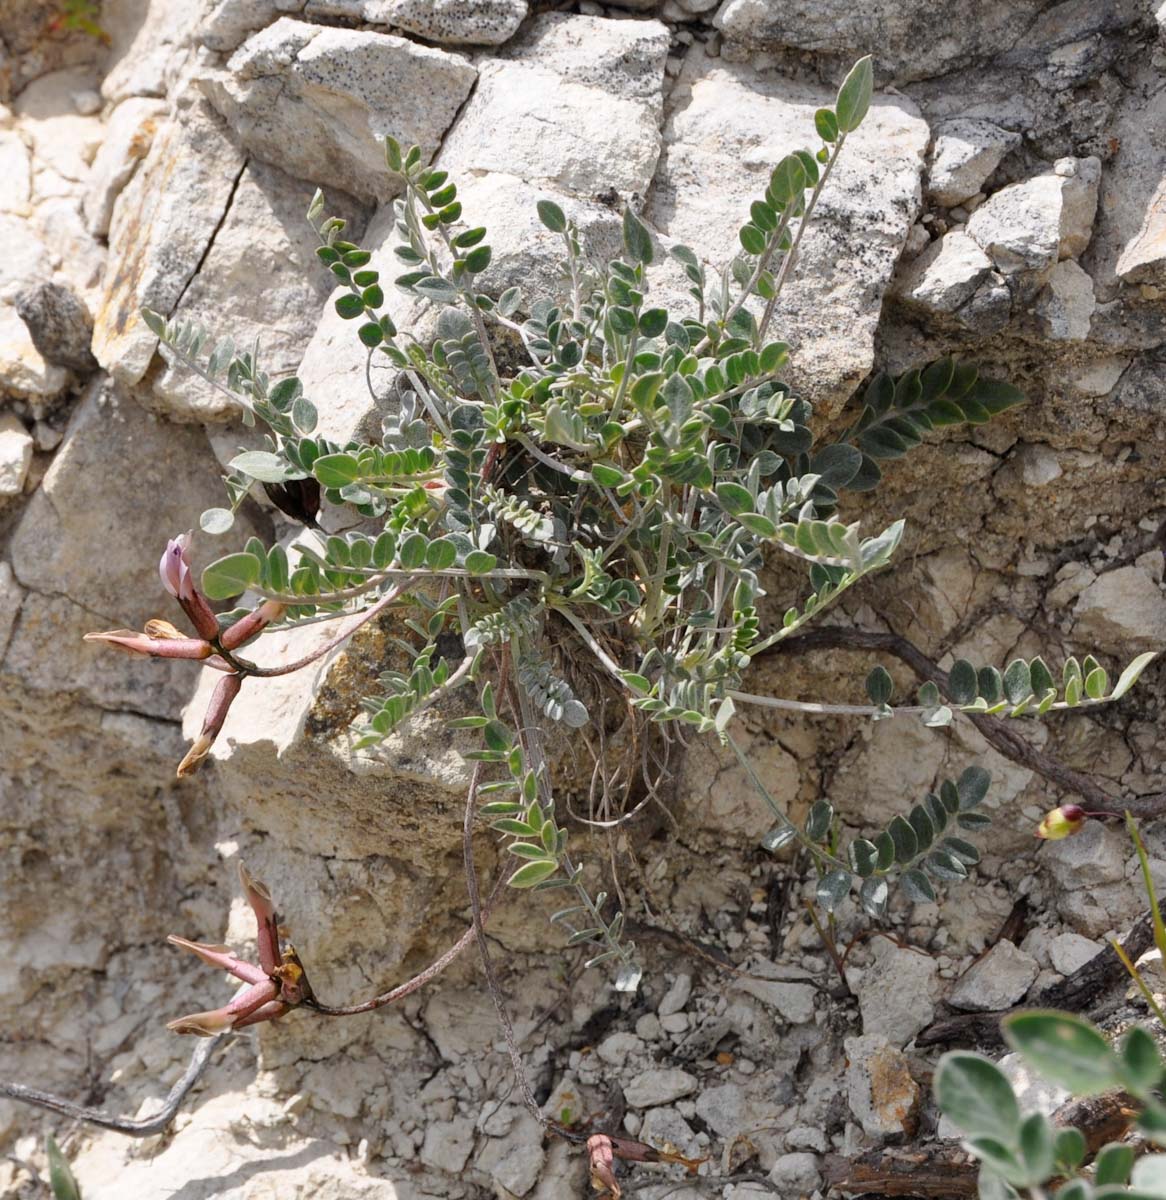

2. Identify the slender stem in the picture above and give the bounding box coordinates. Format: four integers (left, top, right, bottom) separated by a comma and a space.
0, 1033, 225, 1137
608, 332, 639, 426
757, 137, 845, 344
240, 579, 414, 677
307, 867, 506, 1016
727, 734, 850, 872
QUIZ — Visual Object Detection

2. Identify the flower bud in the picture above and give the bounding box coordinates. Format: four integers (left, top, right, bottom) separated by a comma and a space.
220, 600, 287, 651
159, 532, 220, 641
239, 862, 280, 974
84, 629, 213, 659
1036, 804, 1086, 840
177, 673, 243, 778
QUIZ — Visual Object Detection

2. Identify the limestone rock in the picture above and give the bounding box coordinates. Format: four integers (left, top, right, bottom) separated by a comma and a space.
713, 0, 1039, 84
624, 1068, 699, 1108
83, 97, 167, 236
893, 230, 995, 315
0, 563, 22, 659
649, 49, 928, 415
0, 128, 31, 215
476, 1109, 545, 1197
966, 157, 1101, 274
844, 1034, 919, 1138
949, 941, 1039, 1011
694, 1082, 746, 1137
0, 413, 33, 496
1115, 178, 1166, 285
370, 0, 529, 45
1035, 259, 1095, 340
0, 301, 69, 408
92, 97, 247, 387
1049, 932, 1102, 976
857, 942, 938, 1047
1072, 565, 1166, 654
769, 1152, 821, 1193
735, 975, 817, 1024
145, 157, 369, 422
439, 14, 668, 196
202, 0, 293, 52
99, 0, 210, 104
8, 381, 264, 717
13, 68, 104, 190
420, 1116, 476, 1173
200, 19, 478, 202
927, 119, 1021, 208
15, 280, 98, 372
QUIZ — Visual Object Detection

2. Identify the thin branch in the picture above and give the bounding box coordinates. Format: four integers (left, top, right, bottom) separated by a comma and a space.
305, 866, 505, 1016
765, 626, 1166, 820
0, 1033, 225, 1137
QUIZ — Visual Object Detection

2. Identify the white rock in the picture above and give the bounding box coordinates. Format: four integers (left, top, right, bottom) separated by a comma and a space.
735, 976, 817, 1024
0, 303, 69, 406
769, 1151, 821, 1193
1116, 178, 1166, 284
83, 97, 167, 237
369, 0, 528, 45
638, 1106, 701, 1157
0, 561, 23, 659
694, 1082, 745, 1136
1049, 932, 1103, 976
857, 942, 938, 1047
949, 941, 1039, 1012
650, 49, 928, 415
0, 413, 33, 496
1035, 259, 1095, 340
92, 97, 247, 387
712, 0, 1036, 83
202, 0, 287, 52
928, 119, 1021, 208
597, 1031, 644, 1065
966, 157, 1101, 273
624, 1068, 699, 1108
439, 14, 668, 196
0, 130, 31, 216
894, 230, 995, 315
419, 1115, 476, 1173
99, 0, 207, 104
844, 1034, 919, 1138
13, 69, 104, 186
201, 19, 478, 203
476, 1110, 544, 1197
658, 972, 693, 1017
147, 157, 368, 422
1072, 565, 1166, 654
6, 381, 263, 717
1010, 443, 1063, 489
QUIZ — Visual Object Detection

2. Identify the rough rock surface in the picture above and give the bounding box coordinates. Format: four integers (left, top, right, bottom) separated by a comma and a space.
200, 19, 478, 202
1, 1, 1165, 1197
949, 941, 1040, 1012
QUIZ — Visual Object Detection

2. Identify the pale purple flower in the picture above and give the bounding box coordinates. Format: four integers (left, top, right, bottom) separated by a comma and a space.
159, 533, 195, 600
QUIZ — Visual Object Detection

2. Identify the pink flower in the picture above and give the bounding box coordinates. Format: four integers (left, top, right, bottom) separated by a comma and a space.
159, 533, 195, 601
167, 863, 311, 1036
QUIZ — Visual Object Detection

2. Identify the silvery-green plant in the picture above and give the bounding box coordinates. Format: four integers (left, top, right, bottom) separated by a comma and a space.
86, 56, 1157, 1000
938, 1012, 1166, 1199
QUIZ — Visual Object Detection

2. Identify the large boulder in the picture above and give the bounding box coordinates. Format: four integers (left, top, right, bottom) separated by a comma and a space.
199, 18, 478, 202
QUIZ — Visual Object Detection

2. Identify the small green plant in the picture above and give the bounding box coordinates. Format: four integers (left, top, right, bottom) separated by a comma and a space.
937, 1011, 1166, 1199
47, 0, 109, 43
45, 1134, 81, 1200
89, 53, 1155, 996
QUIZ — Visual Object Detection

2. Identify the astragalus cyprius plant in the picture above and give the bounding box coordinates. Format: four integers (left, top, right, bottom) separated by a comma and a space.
75, 53, 1157, 1192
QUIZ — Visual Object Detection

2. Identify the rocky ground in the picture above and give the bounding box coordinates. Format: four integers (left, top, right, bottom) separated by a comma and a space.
0, 0, 1164, 1197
